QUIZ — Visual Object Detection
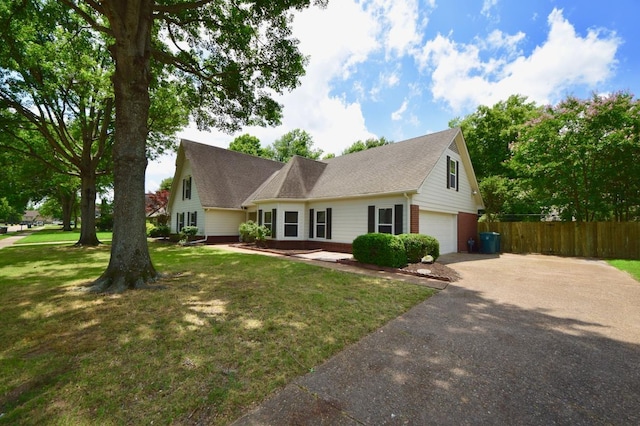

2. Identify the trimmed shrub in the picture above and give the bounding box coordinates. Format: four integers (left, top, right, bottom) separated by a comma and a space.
398, 233, 440, 262
180, 226, 199, 242
149, 224, 170, 238
96, 214, 113, 232
352, 233, 407, 268
238, 221, 270, 245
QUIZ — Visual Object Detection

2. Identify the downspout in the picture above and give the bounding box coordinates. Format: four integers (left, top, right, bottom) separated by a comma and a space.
403, 193, 411, 234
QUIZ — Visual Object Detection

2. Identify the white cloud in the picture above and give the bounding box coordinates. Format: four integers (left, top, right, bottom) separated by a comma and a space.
147, 0, 383, 190
369, 0, 425, 57
391, 99, 409, 121
481, 0, 499, 18
416, 8, 621, 112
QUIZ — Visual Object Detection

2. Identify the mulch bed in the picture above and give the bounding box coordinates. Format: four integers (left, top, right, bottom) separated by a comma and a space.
231, 243, 459, 283
337, 259, 459, 282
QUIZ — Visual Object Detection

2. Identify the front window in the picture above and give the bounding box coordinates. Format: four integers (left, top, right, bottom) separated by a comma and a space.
316, 210, 326, 238
264, 211, 272, 232
284, 211, 298, 237
378, 208, 393, 234
183, 176, 192, 200
449, 159, 457, 189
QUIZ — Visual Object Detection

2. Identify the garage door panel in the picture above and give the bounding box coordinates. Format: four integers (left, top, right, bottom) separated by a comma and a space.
419, 211, 457, 254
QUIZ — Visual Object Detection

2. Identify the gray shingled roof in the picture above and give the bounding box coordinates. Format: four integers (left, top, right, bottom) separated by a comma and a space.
248, 128, 461, 202
180, 140, 284, 209
178, 128, 462, 208
248, 155, 327, 200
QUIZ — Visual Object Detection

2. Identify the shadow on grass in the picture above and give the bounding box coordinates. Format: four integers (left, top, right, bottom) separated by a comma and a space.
240, 281, 640, 425
0, 243, 433, 425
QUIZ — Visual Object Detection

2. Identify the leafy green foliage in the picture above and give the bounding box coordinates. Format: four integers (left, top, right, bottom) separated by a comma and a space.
239, 221, 271, 244
180, 226, 199, 238
229, 134, 266, 158
147, 224, 170, 238
265, 129, 323, 162
398, 234, 440, 263
352, 233, 408, 268
342, 137, 392, 155
450, 94, 540, 180
511, 92, 640, 221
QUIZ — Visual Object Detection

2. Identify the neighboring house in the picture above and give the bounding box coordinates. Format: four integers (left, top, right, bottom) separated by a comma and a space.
22, 210, 42, 225
168, 128, 485, 254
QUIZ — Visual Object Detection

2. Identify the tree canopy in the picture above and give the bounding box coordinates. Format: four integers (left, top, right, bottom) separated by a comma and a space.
264, 128, 322, 162
48, 0, 326, 292
512, 92, 640, 221
341, 137, 392, 155
228, 134, 265, 157
457, 91, 640, 222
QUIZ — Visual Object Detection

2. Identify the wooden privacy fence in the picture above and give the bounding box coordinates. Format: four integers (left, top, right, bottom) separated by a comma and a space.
478, 222, 640, 259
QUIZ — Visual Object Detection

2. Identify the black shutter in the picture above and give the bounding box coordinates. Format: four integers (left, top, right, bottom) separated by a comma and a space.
182, 178, 185, 200
456, 160, 460, 192
368, 205, 375, 233
326, 208, 332, 240
193, 211, 197, 226
394, 204, 403, 235
446, 155, 451, 188
309, 209, 314, 238
176, 213, 179, 232
187, 212, 191, 226
258, 209, 263, 225
271, 208, 277, 238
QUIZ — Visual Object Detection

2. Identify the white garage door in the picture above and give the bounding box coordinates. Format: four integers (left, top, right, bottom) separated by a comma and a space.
419, 211, 457, 254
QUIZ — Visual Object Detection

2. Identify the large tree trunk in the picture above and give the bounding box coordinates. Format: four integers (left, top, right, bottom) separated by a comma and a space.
91, 0, 157, 293
77, 169, 100, 246
60, 189, 76, 232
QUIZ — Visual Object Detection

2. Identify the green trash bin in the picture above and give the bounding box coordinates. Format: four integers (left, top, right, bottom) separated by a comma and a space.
480, 232, 500, 254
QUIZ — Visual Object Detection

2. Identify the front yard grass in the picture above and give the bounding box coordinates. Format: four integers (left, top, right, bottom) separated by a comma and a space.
608, 259, 640, 282
13, 228, 112, 244
0, 243, 434, 425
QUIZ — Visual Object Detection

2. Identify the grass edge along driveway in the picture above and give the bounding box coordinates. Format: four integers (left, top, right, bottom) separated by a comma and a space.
0, 243, 434, 425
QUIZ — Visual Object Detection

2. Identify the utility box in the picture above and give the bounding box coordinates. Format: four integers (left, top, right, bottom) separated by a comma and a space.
480, 232, 501, 254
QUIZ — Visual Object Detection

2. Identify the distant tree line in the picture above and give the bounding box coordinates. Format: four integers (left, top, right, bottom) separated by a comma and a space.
451, 91, 640, 222
229, 130, 392, 162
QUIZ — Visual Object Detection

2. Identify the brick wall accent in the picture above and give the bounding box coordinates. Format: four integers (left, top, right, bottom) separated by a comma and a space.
204, 235, 240, 244
265, 239, 353, 253
457, 212, 479, 252
410, 204, 420, 234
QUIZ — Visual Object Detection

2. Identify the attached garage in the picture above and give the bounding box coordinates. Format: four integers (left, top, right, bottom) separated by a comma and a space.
419, 211, 457, 254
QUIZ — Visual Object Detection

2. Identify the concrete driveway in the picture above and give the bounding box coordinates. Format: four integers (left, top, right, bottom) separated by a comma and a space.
233, 253, 640, 425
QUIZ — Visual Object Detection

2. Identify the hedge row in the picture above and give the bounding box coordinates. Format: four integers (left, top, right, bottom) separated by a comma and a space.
352, 233, 440, 268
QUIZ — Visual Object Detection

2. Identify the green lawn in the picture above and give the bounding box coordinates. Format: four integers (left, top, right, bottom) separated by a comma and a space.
608, 259, 640, 282
0, 242, 434, 425
14, 228, 112, 244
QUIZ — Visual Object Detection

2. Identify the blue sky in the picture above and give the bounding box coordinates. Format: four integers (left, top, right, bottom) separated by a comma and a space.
146, 0, 639, 191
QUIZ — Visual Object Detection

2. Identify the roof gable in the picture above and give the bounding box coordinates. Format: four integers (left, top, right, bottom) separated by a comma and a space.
176, 140, 284, 209
306, 128, 461, 199
249, 155, 327, 200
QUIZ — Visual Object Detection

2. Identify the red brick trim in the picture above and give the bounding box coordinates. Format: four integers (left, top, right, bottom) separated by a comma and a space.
457, 212, 479, 252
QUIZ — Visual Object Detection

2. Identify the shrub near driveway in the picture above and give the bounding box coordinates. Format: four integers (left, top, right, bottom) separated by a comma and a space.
352, 233, 408, 268
0, 243, 433, 425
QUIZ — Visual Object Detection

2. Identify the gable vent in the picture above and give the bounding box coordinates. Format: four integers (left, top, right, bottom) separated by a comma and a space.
448, 141, 459, 154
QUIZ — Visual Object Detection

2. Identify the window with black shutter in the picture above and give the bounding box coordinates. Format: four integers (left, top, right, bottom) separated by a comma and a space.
284, 211, 298, 237
378, 208, 393, 234
316, 210, 326, 238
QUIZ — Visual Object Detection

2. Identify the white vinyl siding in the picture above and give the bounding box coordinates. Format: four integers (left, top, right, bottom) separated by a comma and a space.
257, 202, 305, 240
414, 148, 479, 214
307, 195, 407, 244
171, 160, 205, 234
420, 211, 457, 254
203, 209, 245, 237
